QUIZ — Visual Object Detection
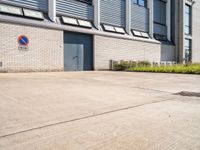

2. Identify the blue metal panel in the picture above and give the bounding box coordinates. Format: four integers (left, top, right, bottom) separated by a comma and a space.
56, 0, 94, 21
131, 3, 149, 32
100, 0, 125, 27
0, 0, 48, 12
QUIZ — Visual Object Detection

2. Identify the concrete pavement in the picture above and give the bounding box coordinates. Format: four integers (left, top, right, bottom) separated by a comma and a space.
0, 71, 200, 150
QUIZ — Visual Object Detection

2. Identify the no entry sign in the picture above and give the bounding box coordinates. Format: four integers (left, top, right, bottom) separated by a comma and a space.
18, 35, 29, 46
18, 35, 29, 51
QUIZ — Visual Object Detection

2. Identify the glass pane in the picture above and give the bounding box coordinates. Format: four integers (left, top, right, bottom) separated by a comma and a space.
0, 4, 23, 16
184, 5, 191, 34
23, 9, 44, 19
139, 0, 145, 6
77, 19, 92, 28
185, 5, 190, 14
62, 16, 78, 25
185, 26, 190, 34
184, 39, 192, 62
185, 14, 190, 26
103, 24, 115, 32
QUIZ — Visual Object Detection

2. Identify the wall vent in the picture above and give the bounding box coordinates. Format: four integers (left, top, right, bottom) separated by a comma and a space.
0, 62, 2, 67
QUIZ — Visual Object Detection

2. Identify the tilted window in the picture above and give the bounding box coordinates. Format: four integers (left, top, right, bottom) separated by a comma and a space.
132, 29, 150, 38
0, 3, 23, 16
23, 9, 44, 20
102, 24, 126, 34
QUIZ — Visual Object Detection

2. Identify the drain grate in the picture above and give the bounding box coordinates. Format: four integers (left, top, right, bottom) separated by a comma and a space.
175, 91, 200, 97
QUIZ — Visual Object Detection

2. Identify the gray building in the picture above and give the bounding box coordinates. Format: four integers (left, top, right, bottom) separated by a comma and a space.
0, 0, 199, 72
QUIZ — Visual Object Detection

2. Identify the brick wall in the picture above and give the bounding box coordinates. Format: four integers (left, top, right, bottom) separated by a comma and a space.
0, 22, 175, 72
0, 22, 63, 72
94, 35, 161, 70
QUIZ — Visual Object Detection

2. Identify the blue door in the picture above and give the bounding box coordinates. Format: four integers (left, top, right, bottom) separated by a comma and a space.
64, 32, 93, 71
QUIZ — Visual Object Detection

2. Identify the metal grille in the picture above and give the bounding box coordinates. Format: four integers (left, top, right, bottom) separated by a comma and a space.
56, 0, 94, 21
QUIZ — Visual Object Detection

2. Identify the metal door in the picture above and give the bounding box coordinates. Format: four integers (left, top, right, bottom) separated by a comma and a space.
64, 44, 84, 71
64, 32, 93, 71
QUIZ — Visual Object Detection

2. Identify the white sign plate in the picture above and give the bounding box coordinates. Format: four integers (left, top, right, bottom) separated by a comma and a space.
18, 45, 29, 51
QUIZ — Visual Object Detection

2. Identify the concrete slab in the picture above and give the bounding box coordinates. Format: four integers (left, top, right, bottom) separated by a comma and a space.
0, 71, 200, 150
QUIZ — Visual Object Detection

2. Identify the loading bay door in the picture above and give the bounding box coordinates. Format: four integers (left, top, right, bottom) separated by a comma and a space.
64, 32, 93, 71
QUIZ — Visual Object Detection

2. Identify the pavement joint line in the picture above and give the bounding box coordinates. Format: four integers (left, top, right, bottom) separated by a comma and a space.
0, 97, 175, 139
131, 87, 173, 94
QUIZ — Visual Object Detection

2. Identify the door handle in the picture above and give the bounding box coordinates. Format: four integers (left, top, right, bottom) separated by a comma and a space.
73, 56, 78, 59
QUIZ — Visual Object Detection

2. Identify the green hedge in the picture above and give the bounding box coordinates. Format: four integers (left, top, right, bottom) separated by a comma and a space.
128, 64, 200, 74
113, 61, 200, 74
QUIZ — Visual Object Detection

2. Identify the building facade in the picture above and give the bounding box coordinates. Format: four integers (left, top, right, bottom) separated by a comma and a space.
0, 0, 199, 72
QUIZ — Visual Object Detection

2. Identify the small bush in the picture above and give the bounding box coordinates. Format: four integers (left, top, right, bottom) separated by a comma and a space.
137, 61, 151, 67
114, 61, 130, 71
113, 60, 200, 74
113, 60, 151, 71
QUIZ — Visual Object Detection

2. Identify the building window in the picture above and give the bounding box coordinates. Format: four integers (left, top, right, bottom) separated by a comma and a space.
185, 5, 191, 35
154, 0, 166, 26
133, 0, 147, 7
184, 38, 192, 62
153, 0, 167, 40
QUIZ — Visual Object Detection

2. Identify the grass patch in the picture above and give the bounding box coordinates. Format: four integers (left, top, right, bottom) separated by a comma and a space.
128, 63, 200, 74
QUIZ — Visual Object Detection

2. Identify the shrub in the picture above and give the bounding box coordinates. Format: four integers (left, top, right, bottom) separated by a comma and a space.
114, 61, 130, 71
128, 63, 200, 74
113, 60, 151, 71
137, 61, 151, 67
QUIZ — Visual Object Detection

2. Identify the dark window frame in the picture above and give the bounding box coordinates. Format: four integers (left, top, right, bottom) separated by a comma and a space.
153, 33, 168, 41
76, 0, 93, 5
185, 4, 192, 35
